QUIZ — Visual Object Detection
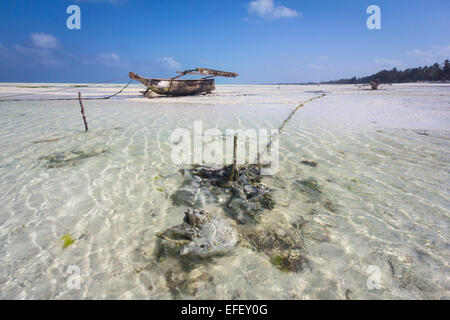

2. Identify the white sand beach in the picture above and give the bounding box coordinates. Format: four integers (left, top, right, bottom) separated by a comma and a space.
0, 83, 449, 299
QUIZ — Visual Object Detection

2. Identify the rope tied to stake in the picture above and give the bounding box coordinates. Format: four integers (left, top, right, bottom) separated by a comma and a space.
0, 76, 133, 102
257, 93, 326, 163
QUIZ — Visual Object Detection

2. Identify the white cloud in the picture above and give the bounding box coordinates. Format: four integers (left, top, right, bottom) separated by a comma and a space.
309, 64, 321, 70
30, 32, 60, 49
97, 52, 128, 67
157, 57, 181, 70
405, 45, 450, 65
272, 5, 300, 18
249, 0, 274, 16
434, 45, 450, 57
1, 43, 62, 67
248, 0, 301, 19
406, 49, 433, 58
374, 58, 401, 68
370, 45, 449, 71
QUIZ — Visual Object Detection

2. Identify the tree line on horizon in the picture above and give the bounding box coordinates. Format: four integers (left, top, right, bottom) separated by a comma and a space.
322, 59, 450, 84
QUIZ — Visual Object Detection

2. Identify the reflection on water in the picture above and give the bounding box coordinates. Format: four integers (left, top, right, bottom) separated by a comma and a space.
0, 84, 449, 299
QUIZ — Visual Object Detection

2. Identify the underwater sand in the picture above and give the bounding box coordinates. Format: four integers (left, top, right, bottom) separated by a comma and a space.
0, 83, 449, 299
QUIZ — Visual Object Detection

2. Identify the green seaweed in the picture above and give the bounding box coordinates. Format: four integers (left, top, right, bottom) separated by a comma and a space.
294, 178, 322, 203
271, 255, 284, 268
61, 234, 76, 249
271, 254, 292, 272
243, 227, 307, 273
156, 188, 164, 192
300, 178, 321, 192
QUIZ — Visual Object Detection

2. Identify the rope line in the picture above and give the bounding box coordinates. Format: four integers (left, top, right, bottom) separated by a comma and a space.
103, 79, 133, 99
0, 77, 133, 102
0, 75, 131, 101
257, 93, 326, 162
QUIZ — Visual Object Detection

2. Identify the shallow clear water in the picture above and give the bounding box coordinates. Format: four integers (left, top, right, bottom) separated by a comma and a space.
0, 83, 449, 299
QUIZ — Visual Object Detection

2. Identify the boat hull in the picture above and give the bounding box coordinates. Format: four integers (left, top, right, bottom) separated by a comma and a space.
134, 77, 215, 97
148, 78, 215, 96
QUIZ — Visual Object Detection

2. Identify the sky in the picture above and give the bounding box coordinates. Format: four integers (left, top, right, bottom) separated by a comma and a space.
0, 0, 449, 84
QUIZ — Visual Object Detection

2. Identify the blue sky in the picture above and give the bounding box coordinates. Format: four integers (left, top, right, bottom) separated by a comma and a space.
0, 0, 449, 83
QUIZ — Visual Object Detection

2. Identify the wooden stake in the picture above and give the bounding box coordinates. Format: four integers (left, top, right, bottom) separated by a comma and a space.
233, 133, 237, 167
228, 134, 238, 183
77, 92, 88, 132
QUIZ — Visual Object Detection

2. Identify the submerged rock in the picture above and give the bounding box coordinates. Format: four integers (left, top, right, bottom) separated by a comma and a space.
240, 226, 308, 273
270, 250, 305, 273
293, 178, 339, 213
171, 183, 201, 208
291, 216, 307, 230
157, 210, 238, 257
38, 150, 108, 168
300, 222, 330, 243
164, 269, 214, 298
322, 199, 338, 212
170, 178, 221, 208
293, 177, 322, 203
227, 183, 274, 223
294, 177, 321, 193
300, 160, 318, 167
171, 164, 274, 223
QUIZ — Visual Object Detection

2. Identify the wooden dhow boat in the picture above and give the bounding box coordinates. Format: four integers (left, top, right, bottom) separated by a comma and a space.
370, 79, 380, 90
129, 68, 238, 97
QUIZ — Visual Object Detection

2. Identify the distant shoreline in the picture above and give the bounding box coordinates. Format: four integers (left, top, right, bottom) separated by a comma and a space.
1, 81, 450, 86
269, 80, 450, 85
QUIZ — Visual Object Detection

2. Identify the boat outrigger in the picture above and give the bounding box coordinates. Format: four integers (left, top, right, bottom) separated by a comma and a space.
129, 68, 239, 97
